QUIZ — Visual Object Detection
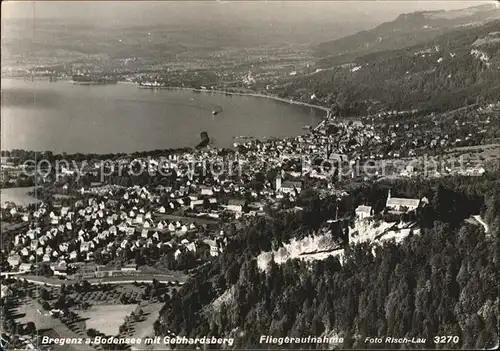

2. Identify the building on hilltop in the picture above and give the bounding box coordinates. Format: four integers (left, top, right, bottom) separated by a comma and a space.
386, 190, 420, 213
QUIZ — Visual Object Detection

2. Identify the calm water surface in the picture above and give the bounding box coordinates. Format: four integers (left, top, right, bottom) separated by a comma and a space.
1, 78, 324, 154
1, 187, 40, 206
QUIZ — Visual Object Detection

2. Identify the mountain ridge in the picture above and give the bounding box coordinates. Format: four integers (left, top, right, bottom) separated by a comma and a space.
275, 18, 500, 116
315, 3, 500, 67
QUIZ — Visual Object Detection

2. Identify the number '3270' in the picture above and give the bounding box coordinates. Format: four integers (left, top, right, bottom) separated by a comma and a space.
434, 336, 459, 343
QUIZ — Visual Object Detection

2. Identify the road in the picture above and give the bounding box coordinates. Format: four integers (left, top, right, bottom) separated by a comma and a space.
473, 215, 490, 235
153, 213, 219, 225
136, 85, 332, 113
128, 302, 163, 351
11, 274, 187, 287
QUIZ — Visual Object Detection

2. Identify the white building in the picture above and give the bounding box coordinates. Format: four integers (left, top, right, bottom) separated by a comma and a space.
386, 190, 420, 212
355, 205, 373, 219
200, 186, 214, 196
227, 199, 246, 213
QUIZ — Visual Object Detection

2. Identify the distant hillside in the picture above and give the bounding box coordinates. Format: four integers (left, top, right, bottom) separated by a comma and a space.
315, 4, 500, 67
275, 19, 500, 116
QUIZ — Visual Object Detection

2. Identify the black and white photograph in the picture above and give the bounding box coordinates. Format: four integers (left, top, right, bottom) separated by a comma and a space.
1, 0, 499, 350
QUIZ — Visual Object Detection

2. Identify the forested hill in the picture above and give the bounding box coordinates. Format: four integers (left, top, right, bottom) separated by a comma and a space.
315, 4, 500, 66
156, 174, 500, 349
274, 19, 500, 116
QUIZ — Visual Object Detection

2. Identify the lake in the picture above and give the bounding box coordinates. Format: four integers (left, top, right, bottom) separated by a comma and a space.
1, 187, 40, 206
1, 78, 324, 154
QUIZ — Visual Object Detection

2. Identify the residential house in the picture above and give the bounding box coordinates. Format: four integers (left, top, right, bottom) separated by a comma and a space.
69, 251, 78, 260
227, 199, 247, 213
200, 186, 214, 196
7, 254, 21, 268
208, 198, 218, 209
355, 205, 373, 219
190, 199, 205, 210
203, 239, 221, 257
19, 263, 33, 273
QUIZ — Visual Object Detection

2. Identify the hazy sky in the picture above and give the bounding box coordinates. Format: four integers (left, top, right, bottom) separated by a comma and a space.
2, 1, 495, 23
2, 1, 497, 48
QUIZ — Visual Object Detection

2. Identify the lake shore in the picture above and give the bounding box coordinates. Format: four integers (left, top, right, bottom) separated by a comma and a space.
134, 84, 332, 114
